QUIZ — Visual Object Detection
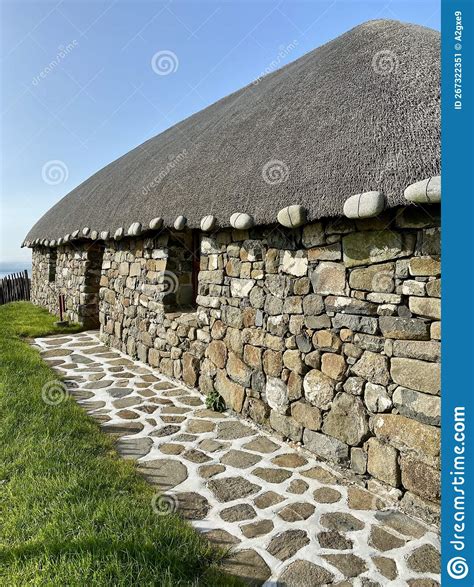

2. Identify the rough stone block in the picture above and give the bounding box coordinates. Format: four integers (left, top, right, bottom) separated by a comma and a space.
409, 256, 441, 276
378, 316, 430, 340
401, 455, 440, 500
392, 340, 440, 362
302, 429, 349, 462
352, 351, 390, 385
302, 222, 325, 248
281, 250, 308, 277
311, 262, 346, 295
269, 411, 302, 441
350, 447, 367, 474
367, 438, 400, 487
373, 414, 440, 463
291, 400, 322, 430
322, 393, 369, 446
303, 369, 335, 409
349, 263, 394, 292
321, 353, 346, 381
182, 352, 199, 387
364, 383, 392, 413
324, 296, 378, 316
390, 357, 440, 394
227, 351, 252, 387
265, 377, 289, 414
408, 296, 441, 320
343, 231, 414, 267
392, 386, 440, 426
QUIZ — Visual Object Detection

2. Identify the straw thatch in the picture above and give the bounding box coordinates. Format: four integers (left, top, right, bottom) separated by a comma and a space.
25, 19, 440, 244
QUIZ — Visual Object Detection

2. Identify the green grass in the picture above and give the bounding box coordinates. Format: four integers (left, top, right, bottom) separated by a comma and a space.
0, 302, 239, 586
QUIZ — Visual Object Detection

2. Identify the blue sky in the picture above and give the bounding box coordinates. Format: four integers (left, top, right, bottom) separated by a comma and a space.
1, 0, 440, 265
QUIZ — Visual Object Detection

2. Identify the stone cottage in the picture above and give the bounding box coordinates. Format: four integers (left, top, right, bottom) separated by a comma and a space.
24, 20, 441, 523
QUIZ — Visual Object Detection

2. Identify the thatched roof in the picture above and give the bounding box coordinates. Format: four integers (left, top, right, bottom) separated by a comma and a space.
25, 19, 440, 245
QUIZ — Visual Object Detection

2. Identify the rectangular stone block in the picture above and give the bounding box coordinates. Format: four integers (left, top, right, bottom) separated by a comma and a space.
392, 386, 440, 426
409, 256, 441, 276
408, 296, 441, 320
392, 340, 440, 362
373, 414, 440, 463
390, 357, 440, 394
400, 455, 440, 500
324, 296, 378, 316
349, 263, 394, 292
379, 316, 430, 340
367, 437, 400, 487
342, 231, 414, 267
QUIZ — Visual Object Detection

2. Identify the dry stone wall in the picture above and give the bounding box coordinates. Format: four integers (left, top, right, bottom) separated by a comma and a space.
32, 204, 441, 523
31, 243, 103, 327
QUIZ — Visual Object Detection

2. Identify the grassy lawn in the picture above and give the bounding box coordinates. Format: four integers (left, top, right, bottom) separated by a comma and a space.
0, 302, 238, 586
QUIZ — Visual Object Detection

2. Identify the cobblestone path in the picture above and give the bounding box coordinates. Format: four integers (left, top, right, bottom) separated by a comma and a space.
33, 331, 441, 586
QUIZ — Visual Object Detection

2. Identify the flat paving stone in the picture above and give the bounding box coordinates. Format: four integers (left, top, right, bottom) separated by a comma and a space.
159, 443, 185, 455
254, 491, 285, 509
205, 529, 241, 548
278, 560, 335, 586
137, 459, 188, 490
242, 436, 280, 453
271, 454, 308, 468
220, 504, 256, 522
102, 421, 144, 435
252, 467, 292, 483
186, 419, 215, 433
41, 348, 72, 357
369, 525, 406, 551
373, 556, 398, 580
182, 449, 211, 463
221, 449, 262, 469
318, 531, 353, 550
113, 397, 142, 408
108, 387, 134, 398
321, 512, 365, 533
33, 331, 440, 586
313, 487, 342, 503
84, 380, 114, 389
176, 492, 210, 520
216, 421, 256, 439
287, 479, 309, 494
150, 425, 181, 437
406, 544, 440, 574
323, 553, 368, 578
267, 530, 310, 560
116, 436, 153, 459
240, 519, 274, 539
208, 477, 261, 502
221, 549, 271, 586
277, 502, 315, 522
199, 464, 225, 478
